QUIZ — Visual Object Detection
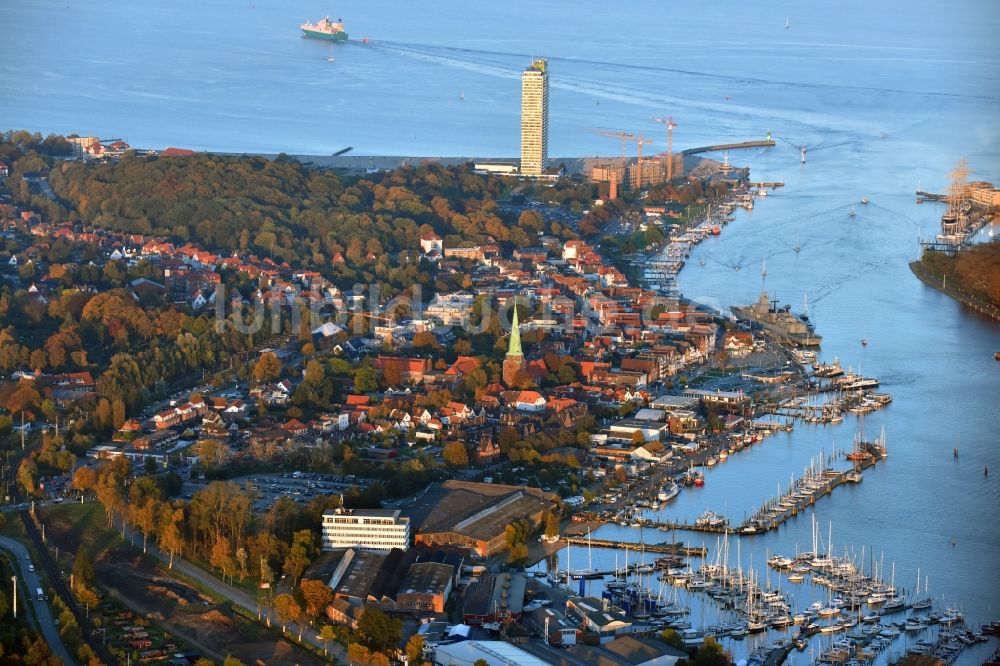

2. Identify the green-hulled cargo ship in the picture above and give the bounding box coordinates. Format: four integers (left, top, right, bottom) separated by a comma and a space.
301, 17, 348, 41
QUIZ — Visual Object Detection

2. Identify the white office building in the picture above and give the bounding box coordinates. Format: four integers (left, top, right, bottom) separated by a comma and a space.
321, 508, 411, 552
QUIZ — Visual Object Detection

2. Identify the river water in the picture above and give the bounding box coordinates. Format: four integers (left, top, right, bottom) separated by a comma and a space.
3, 0, 999, 661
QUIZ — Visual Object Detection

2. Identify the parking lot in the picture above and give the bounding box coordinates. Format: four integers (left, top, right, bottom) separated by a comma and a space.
181, 471, 370, 512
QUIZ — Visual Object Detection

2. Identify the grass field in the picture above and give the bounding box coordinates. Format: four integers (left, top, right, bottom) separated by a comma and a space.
40, 502, 123, 558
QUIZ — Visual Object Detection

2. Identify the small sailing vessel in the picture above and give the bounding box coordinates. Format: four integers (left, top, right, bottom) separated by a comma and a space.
761, 258, 767, 277
785, 17, 790, 29
848, 205, 857, 218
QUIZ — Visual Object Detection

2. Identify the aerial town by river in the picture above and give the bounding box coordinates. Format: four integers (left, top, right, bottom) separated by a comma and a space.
2, 26, 999, 665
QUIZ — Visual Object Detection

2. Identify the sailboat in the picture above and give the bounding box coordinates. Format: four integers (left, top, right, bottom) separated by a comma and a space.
785, 17, 790, 29
793, 235, 801, 253
911, 572, 933, 610
570, 529, 601, 579
848, 205, 857, 218
459, 90, 465, 101
761, 258, 767, 278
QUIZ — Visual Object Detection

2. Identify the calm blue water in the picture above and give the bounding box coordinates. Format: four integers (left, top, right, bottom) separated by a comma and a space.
3, 0, 1000, 659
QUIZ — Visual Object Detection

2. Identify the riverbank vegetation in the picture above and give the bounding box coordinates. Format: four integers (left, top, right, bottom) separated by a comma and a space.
919, 243, 1000, 307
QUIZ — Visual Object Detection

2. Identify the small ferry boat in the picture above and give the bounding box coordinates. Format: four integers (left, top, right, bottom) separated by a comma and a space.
658, 482, 680, 503
695, 510, 728, 529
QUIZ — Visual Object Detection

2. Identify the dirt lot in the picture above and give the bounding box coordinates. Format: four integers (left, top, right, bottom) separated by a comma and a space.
98, 550, 327, 665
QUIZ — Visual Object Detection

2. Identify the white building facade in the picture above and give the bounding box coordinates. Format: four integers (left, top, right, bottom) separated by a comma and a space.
520, 59, 549, 177
321, 508, 411, 552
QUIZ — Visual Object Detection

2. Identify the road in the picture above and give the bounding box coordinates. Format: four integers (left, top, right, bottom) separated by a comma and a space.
7, 441, 117, 665
0, 534, 73, 664
117, 521, 344, 663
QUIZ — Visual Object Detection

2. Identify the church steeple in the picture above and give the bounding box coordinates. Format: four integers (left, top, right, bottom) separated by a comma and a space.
507, 306, 523, 358
502, 305, 527, 387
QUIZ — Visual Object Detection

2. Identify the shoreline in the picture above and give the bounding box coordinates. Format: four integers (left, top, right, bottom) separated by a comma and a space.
909, 260, 1000, 321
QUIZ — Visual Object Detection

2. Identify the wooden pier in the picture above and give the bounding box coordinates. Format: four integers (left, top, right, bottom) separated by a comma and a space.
563, 536, 707, 557
740, 442, 885, 533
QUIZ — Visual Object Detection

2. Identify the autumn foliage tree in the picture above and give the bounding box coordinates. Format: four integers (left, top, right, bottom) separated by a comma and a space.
253, 351, 282, 383
442, 441, 469, 467
273, 593, 302, 635
299, 578, 335, 625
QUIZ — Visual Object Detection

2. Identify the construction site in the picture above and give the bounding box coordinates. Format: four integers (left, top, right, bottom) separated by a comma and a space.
586, 117, 683, 200
585, 117, 778, 201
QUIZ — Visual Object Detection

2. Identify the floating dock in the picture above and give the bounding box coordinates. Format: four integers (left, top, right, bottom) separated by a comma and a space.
562, 536, 707, 557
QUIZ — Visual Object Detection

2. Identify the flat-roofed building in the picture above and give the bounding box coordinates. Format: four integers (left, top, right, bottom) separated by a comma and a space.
649, 394, 699, 413
682, 387, 751, 411
396, 561, 455, 614
434, 640, 549, 666
321, 508, 410, 552
326, 547, 388, 604
413, 481, 556, 557
461, 572, 526, 625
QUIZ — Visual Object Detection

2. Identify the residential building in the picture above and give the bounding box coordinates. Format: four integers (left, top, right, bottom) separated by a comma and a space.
321, 508, 411, 552
520, 59, 549, 177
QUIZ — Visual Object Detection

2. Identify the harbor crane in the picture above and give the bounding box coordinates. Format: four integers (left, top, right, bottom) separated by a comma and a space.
652, 115, 678, 181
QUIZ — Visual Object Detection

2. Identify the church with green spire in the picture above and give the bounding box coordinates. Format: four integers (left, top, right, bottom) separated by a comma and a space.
502, 307, 527, 387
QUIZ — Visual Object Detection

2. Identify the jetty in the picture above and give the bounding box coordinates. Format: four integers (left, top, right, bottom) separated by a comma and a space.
741, 439, 886, 533
683, 139, 777, 155
562, 536, 707, 557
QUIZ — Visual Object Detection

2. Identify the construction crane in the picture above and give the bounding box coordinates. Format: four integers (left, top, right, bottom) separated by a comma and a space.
631, 133, 654, 188
652, 116, 678, 181
588, 128, 633, 168
588, 128, 655, 188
